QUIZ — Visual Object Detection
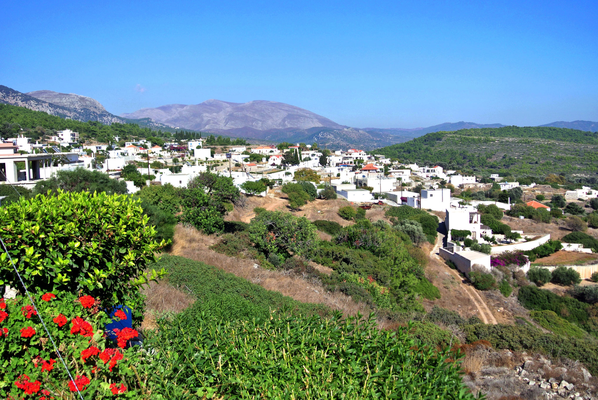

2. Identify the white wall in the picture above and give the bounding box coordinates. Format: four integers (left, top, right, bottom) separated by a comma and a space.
194, 148, 212, 160
490, 234, 551, 255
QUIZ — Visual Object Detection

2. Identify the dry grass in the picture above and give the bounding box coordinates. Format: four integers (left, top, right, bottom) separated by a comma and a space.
141, 280, 195, 330
462, 351, 487, 376
170, 224, 371, 318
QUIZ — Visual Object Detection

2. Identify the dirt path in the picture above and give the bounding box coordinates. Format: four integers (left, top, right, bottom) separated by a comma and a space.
430, 236, 498, 325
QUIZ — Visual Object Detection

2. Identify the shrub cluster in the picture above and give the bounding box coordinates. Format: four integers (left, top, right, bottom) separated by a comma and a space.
550, 266, 582, 286
469, 271, 496, 290
562, 231, 598, 252
312, 220, 342, 235
386, 206, 439, 243
523, 240, 562, 261
491, 251, 527, 267
527, 266, 551, 286
480, 214, 511, 235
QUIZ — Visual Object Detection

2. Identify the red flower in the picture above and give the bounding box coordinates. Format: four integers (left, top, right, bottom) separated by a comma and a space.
0, 298, 5, 309
21, 305, 37, 319
79, 295, 95, 309
0, 327, 8, 337
20, 326, 36, 338
71, 317, 93, 337
81, 346, 100, 363
41, 293, 56, 302
14, 374, 41, 395
68, 375, 90, 392
99, 348, 123, 371
115, 327, 138, 349
40, 358, 56, 372
110, 383, 127, 395
53, 314, 67, 327
0, 310, 7, 323
114, 309, 127, 321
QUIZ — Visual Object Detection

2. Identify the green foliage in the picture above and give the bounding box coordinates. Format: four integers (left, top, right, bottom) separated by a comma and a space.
499, 279, 513, 297
298, 181, 317, 200
451, 229, 471, 240
312, 220, 342, 235
527, 266, 552, 286
479, 244, 492, 254
395, 219, 427, 245
188, 172, 240, 206
536, 194, 546, 201
386, 206, 439, 243
569, 285, 598, 305
413, 277, 441, 300
33, 168, 127, 195
0, 191, 165, 310
565, 202, 586, 215
139, 200, 176, 245
407, 321, 457, 349
0, 184, 31, 206
135, 183, 181, 215
253, 207, 266, 214
523, 240, 562, 260
590, 198, 598, 210
249, 210, 317, 261
355, 206, 367, 220
530, 310, 588, 338
468, 271, 496, 290
507, 203, 551, 223
293, 168, 321, 183
562, 231, 598, 252
480, 214, 511, 235
592, 271, 598, 283
463, 323, 598, 374
241, 180, 267, 195
552, 194, 567, 208
551, 266, 582, 286
587, 213, 598, 229
320, 185, 337, 200
144, 310, 477, 399
282, 182, 312, 210
518, 285, 594, 336
338, 205, 357, 220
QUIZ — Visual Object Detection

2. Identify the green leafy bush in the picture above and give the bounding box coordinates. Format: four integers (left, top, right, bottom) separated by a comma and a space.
33, 168, 127, 196
562, 231, 598, 252
320, 186, 337, 200
425, 306, 466, 327
387, 206, 439, 243
527, 266, 551, 286
0, 191, 165, 310
299, 181, 317, 200
249, 210, 317, 261
523, 240, 562, 259
241, 180, 267, 195
312, 220, 342, 235
480, 214, 511, 235
282, 183, 311, 210
569, 285, 598, 305
468, 271, 496, 290
479, 244, 492, 254
518, 285, 590, 330
394, 219, 427, 245
591, 272, 598, 283
499, 279, 513, 297
135, 183, 181, 215
338, 205, 357, 220
551, 266, 582, 286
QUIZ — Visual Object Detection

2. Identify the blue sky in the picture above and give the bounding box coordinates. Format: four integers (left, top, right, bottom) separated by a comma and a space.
2, 0, 597, 128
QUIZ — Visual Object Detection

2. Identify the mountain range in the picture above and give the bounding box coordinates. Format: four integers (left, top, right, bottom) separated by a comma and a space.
1, 84, 596, 150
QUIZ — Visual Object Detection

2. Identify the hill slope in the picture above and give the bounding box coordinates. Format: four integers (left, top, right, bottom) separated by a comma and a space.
374, 126, 598, 180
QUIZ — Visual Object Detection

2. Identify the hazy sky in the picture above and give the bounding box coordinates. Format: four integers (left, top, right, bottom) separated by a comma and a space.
2, 1, 597, 128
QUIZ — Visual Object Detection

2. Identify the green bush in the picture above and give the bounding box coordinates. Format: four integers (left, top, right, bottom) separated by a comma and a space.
551, 266, 582, 286
241, 180, 267, 195
518, 285, 590, 329
413, 278, 441, 300
469, 271, 496, 290
479, 244, 492, 254
426, 306, 466, 327
320, 186, 337, 200
536, 194, 545, 201
532, 310, 588, 338
0, 191, 164, 311
338, 205, 357, 220
562, 231, 598, 252
282, 183, 311, 210
33, 168, 127, 195
249, 210, 317, 261
569, 285, 598, 305
394, 219, 427, 245
299, 181, 317, 200
591, 272, 598, 283
480, 214, 511, 235
313, 220, 342, 235
254, 207, 266, 214
527, 266, 551, 286
499, 279, 513, 297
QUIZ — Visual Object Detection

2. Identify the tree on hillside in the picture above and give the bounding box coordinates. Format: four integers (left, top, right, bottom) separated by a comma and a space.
551, 194, 567, 208
241, 180, 267, 196
294, 168, 320, 183
33, 168, 127, 195
248, 210, 317, 261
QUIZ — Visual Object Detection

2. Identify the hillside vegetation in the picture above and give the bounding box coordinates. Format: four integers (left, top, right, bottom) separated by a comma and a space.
374, 126, 598, 180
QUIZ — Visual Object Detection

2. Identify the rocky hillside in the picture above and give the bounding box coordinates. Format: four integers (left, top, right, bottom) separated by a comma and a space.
0, 85, 123, 124
121, 99, 345, 132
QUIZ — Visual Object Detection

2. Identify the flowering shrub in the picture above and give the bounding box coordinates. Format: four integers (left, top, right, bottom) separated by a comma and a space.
491, 251, 528, 267
0, 291, 142, 398
340, 273, 395, 310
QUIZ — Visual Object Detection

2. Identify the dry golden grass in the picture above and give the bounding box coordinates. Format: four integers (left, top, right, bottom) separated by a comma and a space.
170, 224, 371, 317
141, 280, 195, 331
461, 351, 487, 376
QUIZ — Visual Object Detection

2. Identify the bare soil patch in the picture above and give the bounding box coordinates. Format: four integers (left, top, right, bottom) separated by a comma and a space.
532, 251, 598, 266
141, 280, 196, 330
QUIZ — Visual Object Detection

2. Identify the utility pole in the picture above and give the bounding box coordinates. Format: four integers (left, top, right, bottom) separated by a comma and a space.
146, 148, 150, 186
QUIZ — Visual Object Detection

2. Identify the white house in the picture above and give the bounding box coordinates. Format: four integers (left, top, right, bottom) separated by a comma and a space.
337, 189, 373, 202
449, 174, 476, 186
194, 148, 212, 160
445, 205, 492, 241
499, 181, 519, 191
251, 145, 278, 155
420, 188, 451, 211
188, 141, 202, 152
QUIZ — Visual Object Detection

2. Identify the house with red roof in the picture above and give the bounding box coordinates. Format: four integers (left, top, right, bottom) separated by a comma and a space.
526, 201, 550, 211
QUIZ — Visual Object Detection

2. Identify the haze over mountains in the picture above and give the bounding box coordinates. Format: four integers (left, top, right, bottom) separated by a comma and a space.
1, 84, 597, 150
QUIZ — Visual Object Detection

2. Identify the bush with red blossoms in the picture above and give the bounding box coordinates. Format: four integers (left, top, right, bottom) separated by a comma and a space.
0, 291, 146, 398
